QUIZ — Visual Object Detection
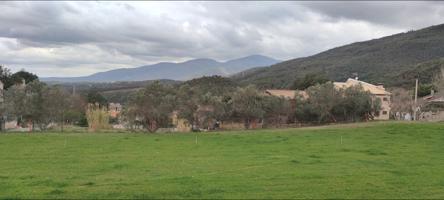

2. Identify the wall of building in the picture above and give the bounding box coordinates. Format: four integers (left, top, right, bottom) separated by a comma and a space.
374, 94, 391, 120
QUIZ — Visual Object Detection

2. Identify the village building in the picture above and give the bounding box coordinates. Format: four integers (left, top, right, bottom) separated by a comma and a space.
108, 103, 122, 118
264, 89, 307, 106
419, 91, 444, 122
264, 79, 392, 121
264, 89, 297, 100
171, 111, 192, 132
333, 78, 391, 120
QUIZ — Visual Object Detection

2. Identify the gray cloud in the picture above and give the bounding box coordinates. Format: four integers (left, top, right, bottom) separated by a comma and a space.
300, 1, 444, 29
0, 1, 443, 76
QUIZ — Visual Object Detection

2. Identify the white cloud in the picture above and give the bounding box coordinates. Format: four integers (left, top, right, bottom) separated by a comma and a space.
0, 1, 443, 77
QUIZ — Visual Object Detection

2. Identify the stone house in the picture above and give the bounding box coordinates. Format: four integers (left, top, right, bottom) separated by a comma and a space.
334, 78, 391, 120
264, 79, 391, 121
419, 93, 444, 122
108, 103, 122, 118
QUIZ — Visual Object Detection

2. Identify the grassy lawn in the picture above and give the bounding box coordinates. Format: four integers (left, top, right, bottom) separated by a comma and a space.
0, 122, 444, 199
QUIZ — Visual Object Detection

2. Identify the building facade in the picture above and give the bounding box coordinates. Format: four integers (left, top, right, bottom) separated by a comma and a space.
334, 78, 391, 120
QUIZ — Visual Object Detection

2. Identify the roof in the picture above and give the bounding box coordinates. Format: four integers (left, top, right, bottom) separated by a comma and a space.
426, 96, 444, 103
265, 89, 295, 99
334, 78, 391, 95
265, 89, 307, 99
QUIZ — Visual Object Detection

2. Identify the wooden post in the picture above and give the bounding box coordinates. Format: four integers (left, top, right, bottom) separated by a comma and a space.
413, 79, 418, 121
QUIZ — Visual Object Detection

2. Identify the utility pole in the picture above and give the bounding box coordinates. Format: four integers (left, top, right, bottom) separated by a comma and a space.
413, 79, 418, 121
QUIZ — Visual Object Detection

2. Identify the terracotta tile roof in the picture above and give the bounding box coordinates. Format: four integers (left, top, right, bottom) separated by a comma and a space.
334, 78, 391, 95
265, 89, 307, 99
429, 97, 444, 103
265, 89, 295, 99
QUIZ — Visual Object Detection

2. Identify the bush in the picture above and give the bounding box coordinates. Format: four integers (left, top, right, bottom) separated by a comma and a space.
295, 83, 381, 123
418, 84, 437, 97
86, 104, 110, 131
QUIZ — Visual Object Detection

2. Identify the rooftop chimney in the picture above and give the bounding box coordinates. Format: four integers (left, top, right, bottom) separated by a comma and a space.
351, 72, 358, 80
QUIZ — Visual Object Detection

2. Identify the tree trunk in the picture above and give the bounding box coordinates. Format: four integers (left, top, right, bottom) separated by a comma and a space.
147, 120, 157, 133
61, 112, 64, 133
244, 118, 250, 129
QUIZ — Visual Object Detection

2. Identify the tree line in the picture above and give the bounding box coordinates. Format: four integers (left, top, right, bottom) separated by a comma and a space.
0, 66, 107, 131
0, 65, 381, 132
124, 76, 381, 132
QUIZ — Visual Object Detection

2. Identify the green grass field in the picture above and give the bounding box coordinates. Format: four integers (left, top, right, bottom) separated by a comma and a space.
1, 122, 444, 199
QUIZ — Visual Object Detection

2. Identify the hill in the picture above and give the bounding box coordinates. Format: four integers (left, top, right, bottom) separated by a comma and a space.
42, 55, 279, 83
234, 24, 444, 88
50, 79, 180, 104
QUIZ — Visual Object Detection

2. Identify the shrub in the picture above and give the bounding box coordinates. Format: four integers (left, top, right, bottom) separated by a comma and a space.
86, 103, 109, 132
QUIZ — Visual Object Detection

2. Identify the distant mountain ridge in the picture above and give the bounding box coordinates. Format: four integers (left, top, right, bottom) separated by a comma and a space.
234, 24, 444, 88
42, 55, 279, 83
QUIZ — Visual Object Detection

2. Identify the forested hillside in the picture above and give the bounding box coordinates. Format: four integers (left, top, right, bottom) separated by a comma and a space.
234, 24, 444, 88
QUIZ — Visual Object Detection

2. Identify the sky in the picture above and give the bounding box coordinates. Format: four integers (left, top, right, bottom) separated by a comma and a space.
1, 1, 444, 77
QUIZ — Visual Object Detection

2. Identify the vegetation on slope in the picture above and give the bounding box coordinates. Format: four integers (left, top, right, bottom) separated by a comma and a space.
234, 24, 444, 89
388, 58, 444, 87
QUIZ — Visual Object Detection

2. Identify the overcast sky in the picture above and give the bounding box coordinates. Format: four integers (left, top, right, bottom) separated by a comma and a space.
1, 1, 444, 77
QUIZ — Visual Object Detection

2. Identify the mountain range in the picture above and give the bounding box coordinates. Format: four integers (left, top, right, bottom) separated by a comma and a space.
42, 55, 279, 83
234, 23, 444, 88
44, 23, 444, 88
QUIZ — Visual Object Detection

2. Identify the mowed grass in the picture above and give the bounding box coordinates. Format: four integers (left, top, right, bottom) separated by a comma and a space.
1, 122, 444, 199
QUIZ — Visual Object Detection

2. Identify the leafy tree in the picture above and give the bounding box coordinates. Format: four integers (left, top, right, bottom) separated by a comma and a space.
126, 82, 176, 132
334, 85, 381, 122
231, 85, 265, 129
68, 94, 88, 126
262, 95, 292, 126
195, 93, 231, 129
85, 89, 108, 107
3, 80, 86, 131
4, 80, 48, 130
295, 83, 381, 123
176, 84, 199, 129
10, 70, 39, 85
25, 81, 49, 130
45, 85, 73, 132
0, 65, 13, 89
304, 82, 342, 123
0, 66, 38, 89
181, 76, 237, 96
4, 84, 27, 127
294, 95, 319, 123
176, 81, 234, 130
417, 84, 437, 97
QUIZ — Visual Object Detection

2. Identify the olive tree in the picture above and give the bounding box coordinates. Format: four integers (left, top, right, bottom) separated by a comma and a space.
231, 85, 265, 129
295, 82, 381, 123
262, 95, 292, 127
4, 81, 49, 130
126, 82, 176, 132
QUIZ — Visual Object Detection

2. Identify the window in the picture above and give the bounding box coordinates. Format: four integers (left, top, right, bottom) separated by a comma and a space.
382, 111, 387, 115
383, 97, 388, 101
